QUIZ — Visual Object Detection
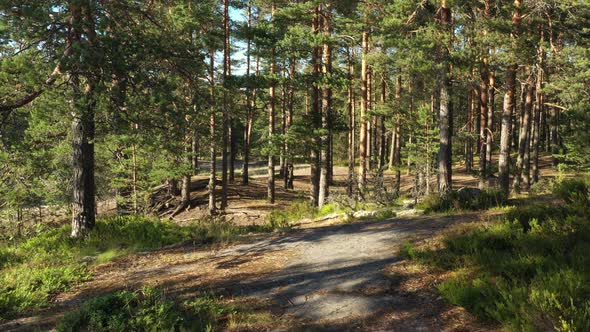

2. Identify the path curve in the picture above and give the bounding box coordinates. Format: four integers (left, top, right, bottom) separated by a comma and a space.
2, 212, 490, 331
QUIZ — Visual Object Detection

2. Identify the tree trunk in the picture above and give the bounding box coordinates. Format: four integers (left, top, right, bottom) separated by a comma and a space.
208, 47, 217, 214
71, 1, 98, 238
267, 3, 276, 204
479, 61, 489, 189
284, 58, 295, 190
437, 0, 453, 195
466, 88, 475, 172
513, 75, 534, 193
378, 78, 387, 172
310, 5, 321, 206
347, 47, 356, 197
486, 67, 495, 171
394, 75, 402, 194
242, 2, 253, 186
318, 2, 332, 207
192, 130, 199, 175
498, 0, 521, 197
358, 30, 369, 196
221, 0, 230, 209
71, 99, 96, 238
532, 29, 544, 184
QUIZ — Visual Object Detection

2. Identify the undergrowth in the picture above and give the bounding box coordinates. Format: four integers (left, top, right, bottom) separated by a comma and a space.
57, 287, 235, 332
0, 215, 276, 321
403, 178, 590, 331
266, 200, 353, 228
417, 188, 507, 213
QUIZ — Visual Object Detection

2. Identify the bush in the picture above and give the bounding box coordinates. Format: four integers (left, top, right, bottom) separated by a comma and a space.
553, 178, 589, 205
407, 197, 590, 331
418, 189, 507, 214
266, 201, 317, 228
506, 203, 566, 231
57, 287, 235, 332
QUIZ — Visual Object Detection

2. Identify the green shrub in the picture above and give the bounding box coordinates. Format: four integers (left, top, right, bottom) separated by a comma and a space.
506, 203, 566, 231
407, 197, 590, 331
417, 193, 454, 213
266, 201, 317, 228
57, 287, 235, 332
437, 278, 502, 322
399, 241, 417, 260
553, 178, 589, 205
418, 189, 507, 214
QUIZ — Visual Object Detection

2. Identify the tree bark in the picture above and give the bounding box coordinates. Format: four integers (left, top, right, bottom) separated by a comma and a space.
393, 75, 402, 194
466, 88, 475, 172
267, 2, 277, 204
242, 5, 256, 186
479, 59, 489, 189
284, 58, 295, 190
71, 1, 98, 238
437, 0, 453, 195
318, 2, 332, 207
532, 28, 544, 184
513, 74, 534, 193
221, 0, 230, 209
347, 47, 356, 197
310, 5, 321, 205
498, 0, 521, 197
486, 66, 495, 171
358, 30, 369, 196
208, 47, 217, 214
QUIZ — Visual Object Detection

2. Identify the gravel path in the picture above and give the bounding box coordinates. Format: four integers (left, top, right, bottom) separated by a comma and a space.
218, 212, 483, 329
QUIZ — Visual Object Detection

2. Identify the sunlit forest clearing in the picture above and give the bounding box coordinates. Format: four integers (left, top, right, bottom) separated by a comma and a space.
1, 0, 589, 331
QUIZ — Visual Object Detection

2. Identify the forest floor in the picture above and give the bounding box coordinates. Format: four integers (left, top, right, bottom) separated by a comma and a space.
2, 210, 496, 331
2, 159, 558, 331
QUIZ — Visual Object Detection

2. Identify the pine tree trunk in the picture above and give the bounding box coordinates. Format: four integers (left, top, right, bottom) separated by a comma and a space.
310, 5, 321, 206
358, 30, 369, 196
71, 1, 98, 238
479, 61, 489, 189
486, 67, 495, 171
192, 130, 199, 175
466, 88, 475, 172
267, 3, 276, 204
208, 47, 217, 214
498, 0, 521, 197
242, 2, 253, 186
230, 124, 236, 183
284, 59, 295, 190
318, 2, 332, 207
437, 0, 453, 195
513, 75, 534, 193
379, 78, 387, 172
221, 0, 230, 209
532, 29, 544, 184
71, 98, 96, 238
347, 47, 356, 197
368, 71, 374, 170
394, 75, 402, 194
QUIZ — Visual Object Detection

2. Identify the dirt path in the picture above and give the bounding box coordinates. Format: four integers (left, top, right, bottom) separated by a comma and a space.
2, 212, 493, 331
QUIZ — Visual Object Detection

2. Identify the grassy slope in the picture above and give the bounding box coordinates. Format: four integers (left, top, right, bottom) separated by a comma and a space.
0, 215, 275, 321
403, 178, 590, 331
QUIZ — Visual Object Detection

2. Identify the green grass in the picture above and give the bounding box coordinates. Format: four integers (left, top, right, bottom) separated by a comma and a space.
57, 287, 236, 332
405, 178, 590, 331
0, 215, 279, 321
266, 200, 355, 228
